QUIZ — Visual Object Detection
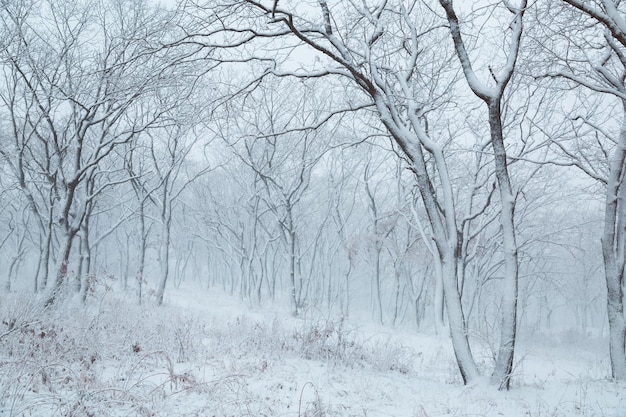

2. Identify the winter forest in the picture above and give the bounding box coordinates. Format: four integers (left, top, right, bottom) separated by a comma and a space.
0, 0, 625, 415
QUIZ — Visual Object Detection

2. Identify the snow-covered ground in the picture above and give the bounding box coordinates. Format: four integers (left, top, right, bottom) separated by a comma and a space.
0, 283, 624, 417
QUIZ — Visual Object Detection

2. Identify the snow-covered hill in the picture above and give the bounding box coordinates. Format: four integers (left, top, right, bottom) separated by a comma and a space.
0, 284, 624, 416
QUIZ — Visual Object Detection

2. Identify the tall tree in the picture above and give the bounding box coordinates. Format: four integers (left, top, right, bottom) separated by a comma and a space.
149, 126, 209, 306
211, 0, 484, 383
0, 0, 204, 304
533, 0, 626, 380
438, 0, 527, 390
212, 77, 334, 315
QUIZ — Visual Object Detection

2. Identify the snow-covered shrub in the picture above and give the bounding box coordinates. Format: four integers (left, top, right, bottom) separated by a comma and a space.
292, 317, 415, 375
0, 293, 231, 416
293, 318, 363, 366
369, 340, 415, 375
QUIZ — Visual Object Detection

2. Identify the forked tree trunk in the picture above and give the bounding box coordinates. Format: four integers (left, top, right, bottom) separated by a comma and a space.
438, 0, 525, 389
440, 249, 481, 384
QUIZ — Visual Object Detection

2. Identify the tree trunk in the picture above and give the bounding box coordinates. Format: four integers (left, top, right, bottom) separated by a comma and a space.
156, 219, 171, 306
433, 258, 446, 332
437, 0, 524, 388
365, 169, 384, 324
601, 113, 626, 380
45, 231, 74, 306
602, 226, 626, 380
488, 101, 519, 390
373, 246, 383, 324
137, 202, 147, 305
38, 205, 54, 292
122, 233, 130, 291
76, 234, 85, 295
441, 250, 481, 384
344, 260, 352, 317
603, 246, 626, 380
79, 224, 91, 304
286, 205, 298, 316
393, 268, 401, 327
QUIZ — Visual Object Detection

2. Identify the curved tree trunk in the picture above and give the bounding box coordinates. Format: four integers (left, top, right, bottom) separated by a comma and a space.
438, 0, 525, 389
488, 101, 519, 390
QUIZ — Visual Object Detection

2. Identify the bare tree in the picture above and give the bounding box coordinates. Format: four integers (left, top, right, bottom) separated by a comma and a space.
149, 126, 210, 306
123, 138, 160, 304
362, 144, 402, 325
326, 148, 362, 318
211, 77, 334, 315
219, 0, 485, 383
0, 0, 206, 305
531, 0, 626, 380
437, 0, 527, 389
